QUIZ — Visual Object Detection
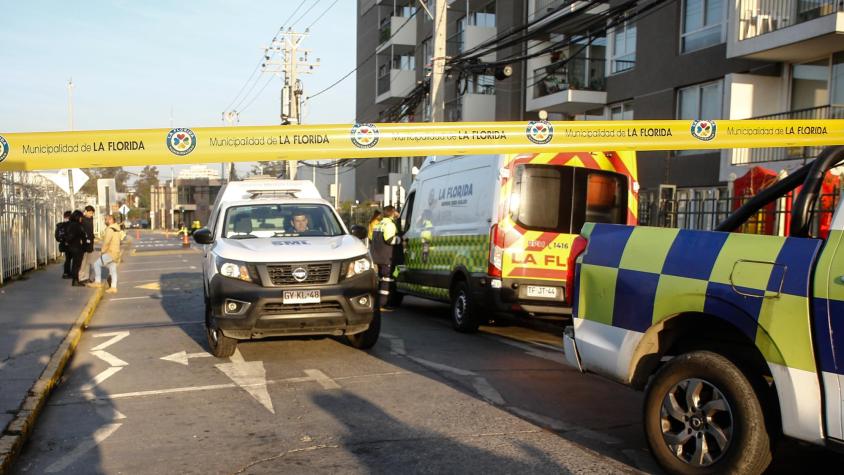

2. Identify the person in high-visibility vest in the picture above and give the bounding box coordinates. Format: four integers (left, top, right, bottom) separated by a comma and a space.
367, 210, 382, 241
370, 206, 401, 309
191, 219, 201, 234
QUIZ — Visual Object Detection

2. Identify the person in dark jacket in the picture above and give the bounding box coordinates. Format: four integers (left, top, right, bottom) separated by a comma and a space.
65, 210, 87, 287
56, 210, 72, 278
78, 205, 95, 283
370, 205, 402, 309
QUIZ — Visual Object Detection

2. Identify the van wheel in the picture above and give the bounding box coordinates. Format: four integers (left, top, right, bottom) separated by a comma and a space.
643, 351, 772, 475
451, 281, 479, 333
346, 308, 381, 350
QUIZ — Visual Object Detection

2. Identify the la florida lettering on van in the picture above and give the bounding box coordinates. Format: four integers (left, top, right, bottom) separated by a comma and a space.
92, 141, 146, 152
511, 252, 566, 266
626, 128, 673, 137
438, 183, 474, 200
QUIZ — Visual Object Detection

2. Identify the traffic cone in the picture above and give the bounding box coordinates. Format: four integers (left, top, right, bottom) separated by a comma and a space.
182, 232, 190, 247
135, 229, 140, 240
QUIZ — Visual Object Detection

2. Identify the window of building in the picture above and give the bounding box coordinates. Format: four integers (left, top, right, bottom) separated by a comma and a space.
608, 101, 634, 120
608, 21, 636, 74
833, 52, 844, 105
677, 80, 723, 154
680, 0, 725, 53
791, 58, 830, 110
392, 53, 415, 71
421, 37, 433, 70
464, 74, 495, 95
468, 2, 495, 27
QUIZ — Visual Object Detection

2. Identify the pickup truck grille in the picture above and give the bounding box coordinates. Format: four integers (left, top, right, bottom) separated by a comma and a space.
261, 301, 343, 315
266, 263, 332, 285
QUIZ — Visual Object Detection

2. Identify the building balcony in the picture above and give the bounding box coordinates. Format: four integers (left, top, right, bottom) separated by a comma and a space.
730, 105, 844, 165
728, 0, 844, 61
526, 57, 614, 115
376, 68, 417, 103
376, 14, 417, 53
445, 92, 496, 122
528, 0, 609, 35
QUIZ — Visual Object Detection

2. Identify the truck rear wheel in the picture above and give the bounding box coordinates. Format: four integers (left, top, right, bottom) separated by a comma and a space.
643, 350, 771, 475
346, 308, 381, 350
450, 280, 479, 333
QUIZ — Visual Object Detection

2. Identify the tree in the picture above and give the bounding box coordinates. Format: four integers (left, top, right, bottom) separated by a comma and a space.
250, 161, 286, 178
78, 167, 130, 195
135, 165, 159, 209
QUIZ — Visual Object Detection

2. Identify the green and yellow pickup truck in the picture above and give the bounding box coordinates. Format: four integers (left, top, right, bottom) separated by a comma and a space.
563, 146, 844, 474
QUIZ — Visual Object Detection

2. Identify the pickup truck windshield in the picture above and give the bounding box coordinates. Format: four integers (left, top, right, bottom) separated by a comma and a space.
511, 165, 628, 233
223, 203, 344, 238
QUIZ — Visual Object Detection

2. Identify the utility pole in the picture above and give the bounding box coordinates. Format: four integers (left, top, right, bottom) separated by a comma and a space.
264, 30, 320, 180
66, 79, 76, 209
222, 110, 239, 182
430, 0, 447, 122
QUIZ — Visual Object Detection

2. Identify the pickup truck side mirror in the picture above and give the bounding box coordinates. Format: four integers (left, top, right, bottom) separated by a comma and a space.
193, 227, 213, 244
349, 224, 368, 241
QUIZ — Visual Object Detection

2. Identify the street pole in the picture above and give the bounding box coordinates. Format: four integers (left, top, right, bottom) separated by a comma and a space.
430, 0, 447, 122
334, 161, 339, 209
67, 79, 76, 209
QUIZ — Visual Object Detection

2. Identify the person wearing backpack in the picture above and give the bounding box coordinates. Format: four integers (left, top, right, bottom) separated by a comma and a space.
87, 214, 122, 293
65, 210, 87, 287
56, 210, 72, 279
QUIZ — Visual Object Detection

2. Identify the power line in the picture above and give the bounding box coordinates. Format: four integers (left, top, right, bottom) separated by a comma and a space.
307, 7, 420, 100
306, 0, 340, 30
237, 74, 276, 114
282, 0, 309, 27
291, 0, 322, 29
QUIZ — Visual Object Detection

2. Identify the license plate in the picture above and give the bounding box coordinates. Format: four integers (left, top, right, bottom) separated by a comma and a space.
282, 289, 320, 304
526, 285, 558, 299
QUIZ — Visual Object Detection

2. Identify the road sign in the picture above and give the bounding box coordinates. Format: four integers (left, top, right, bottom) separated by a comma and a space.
119, 204, 130, 215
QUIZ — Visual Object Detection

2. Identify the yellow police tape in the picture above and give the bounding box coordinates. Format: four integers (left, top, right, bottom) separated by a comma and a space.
0, 119, 841, 171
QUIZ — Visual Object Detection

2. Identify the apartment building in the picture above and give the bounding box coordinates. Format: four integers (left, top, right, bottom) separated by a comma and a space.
355, 0, 529, 203
355, 0, 843, 220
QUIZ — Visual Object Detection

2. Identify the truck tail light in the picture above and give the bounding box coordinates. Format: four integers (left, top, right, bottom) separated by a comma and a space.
565, 236, 588, 306
488, 223, 503, 278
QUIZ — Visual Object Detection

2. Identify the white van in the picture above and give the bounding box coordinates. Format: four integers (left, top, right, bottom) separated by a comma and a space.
193, 178, 379, 356
397, 151, 638, 331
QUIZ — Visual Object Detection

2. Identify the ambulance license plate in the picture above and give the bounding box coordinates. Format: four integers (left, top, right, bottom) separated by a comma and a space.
283, 290, 320, 304
526, 286, 558, 299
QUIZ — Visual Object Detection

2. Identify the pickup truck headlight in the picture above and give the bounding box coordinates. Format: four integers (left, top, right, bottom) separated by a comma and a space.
216, 257, 254, 283
343, 256, 373, 279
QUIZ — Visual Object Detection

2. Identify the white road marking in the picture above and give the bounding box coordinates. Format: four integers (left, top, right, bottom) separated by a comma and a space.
44, 423, 123, 473
472, 377, 505, 405
109, 295, 163, 301
215, 349, 275, 414
90, 350, 128, 367
303, 369, 341, 390
383, 334, 505, 405
508, 407, 623, 445
160, 350, 213, 366
488, 336, 566, 364
90, 331, 130, 351
120, 266, 197, 273
80, 367, 124, 391
92, 402, 127, 421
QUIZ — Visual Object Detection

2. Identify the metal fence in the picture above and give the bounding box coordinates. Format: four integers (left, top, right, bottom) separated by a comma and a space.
0, 172, 71, 285
639, 190, 841, 237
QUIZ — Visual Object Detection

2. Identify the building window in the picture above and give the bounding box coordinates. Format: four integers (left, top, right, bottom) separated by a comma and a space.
608, 21, 636, 74
392, 53, 415, 71
680, 0, 725, 53
462, 73, 495, 95
421, 37, 432, 71
677, 80, 723, 154
468, 2, 496, 27
608, 101, 634, 120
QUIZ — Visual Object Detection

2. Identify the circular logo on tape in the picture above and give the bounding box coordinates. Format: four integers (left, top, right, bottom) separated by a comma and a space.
350, 123, 379, 149
292, 267, 308, 282
166, 128, 197, 156
526, 120, 553, 145
0, 135, 8, 163
690, 120, 716, 141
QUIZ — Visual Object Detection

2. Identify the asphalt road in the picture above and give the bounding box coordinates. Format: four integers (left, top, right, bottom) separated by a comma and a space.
10, 232, 843, 474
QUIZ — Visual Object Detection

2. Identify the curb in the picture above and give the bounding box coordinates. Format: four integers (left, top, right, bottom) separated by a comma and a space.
0, 287, 105, 474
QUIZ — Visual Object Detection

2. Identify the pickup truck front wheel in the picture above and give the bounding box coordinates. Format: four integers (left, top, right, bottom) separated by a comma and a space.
643, 351, 771, 475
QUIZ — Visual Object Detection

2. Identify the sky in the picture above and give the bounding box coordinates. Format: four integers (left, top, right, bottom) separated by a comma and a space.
0, 0, 357, 179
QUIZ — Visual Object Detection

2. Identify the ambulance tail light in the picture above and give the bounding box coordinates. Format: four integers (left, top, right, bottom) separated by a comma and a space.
565, 236, 588, 306
488, 223, 503, 278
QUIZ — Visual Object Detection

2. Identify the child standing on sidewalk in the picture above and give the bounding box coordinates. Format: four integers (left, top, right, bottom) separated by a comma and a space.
88, 214, 122, 293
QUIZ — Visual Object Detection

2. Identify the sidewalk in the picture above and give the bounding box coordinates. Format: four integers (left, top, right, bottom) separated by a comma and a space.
0, 262, 103, 472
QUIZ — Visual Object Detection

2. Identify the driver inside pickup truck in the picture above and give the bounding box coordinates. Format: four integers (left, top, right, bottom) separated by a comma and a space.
291, 212, 312, 234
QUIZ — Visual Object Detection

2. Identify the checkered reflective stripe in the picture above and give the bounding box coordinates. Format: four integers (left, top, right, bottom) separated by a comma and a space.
403, 235, 489, 273
397, 282, 450, 301
812, 230, 844, 375
574, 223, 823, 373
